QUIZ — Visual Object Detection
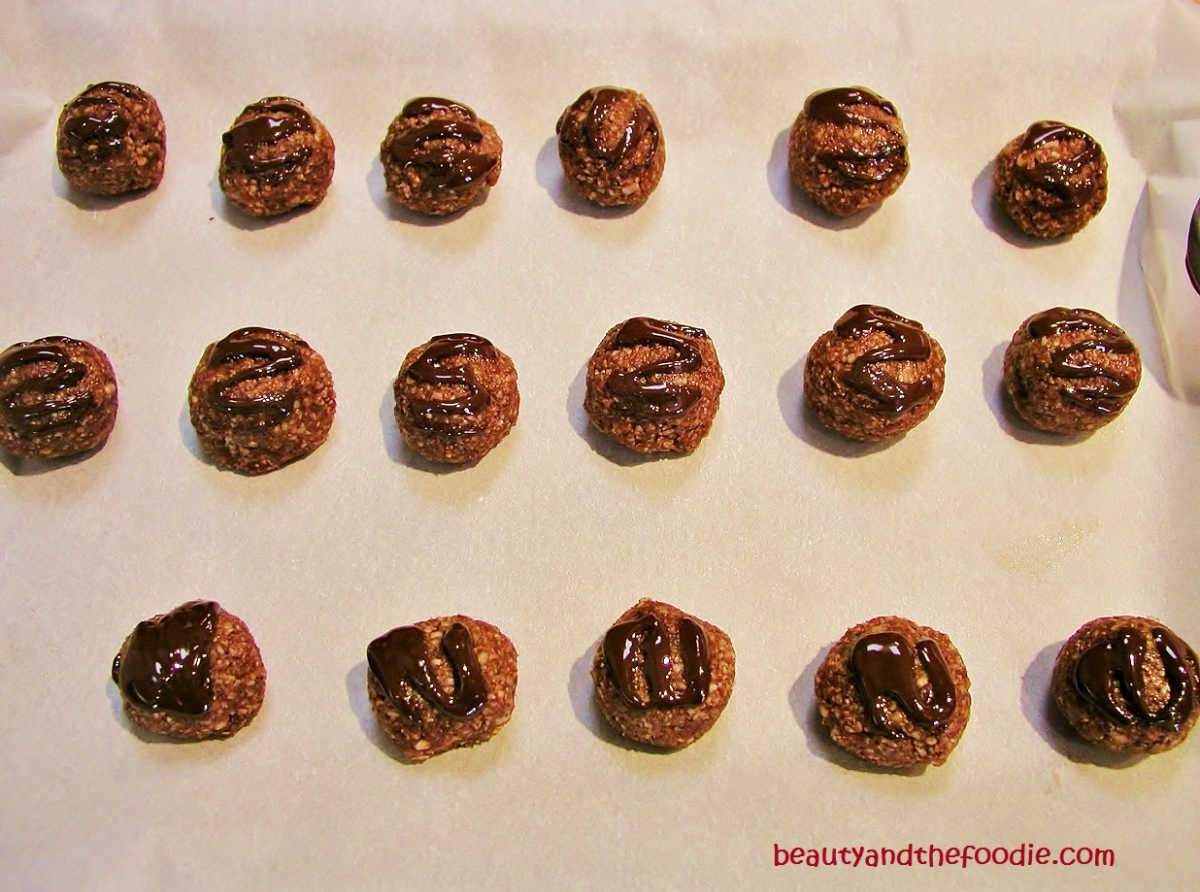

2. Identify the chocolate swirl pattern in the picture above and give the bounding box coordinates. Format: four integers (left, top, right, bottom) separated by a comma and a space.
804, 86, 907, 184
605, 317, 706, 417
1073, 626, 1197, 731
603, 612, 710, 708
0, 338, 95, 436
1014, 121, 1102, 209
204, 327, 305, 426
562, 87, 659, 170
402, 97, 477, 121
111, 601, 218, 717
405, 334, 497, 434
368, 623, 487, 722
851, 632, 957, 739
834, 305, 933, 414
222, 99, 315, 185
61, 82, 145, 162
1025, 307, 1137, 415
388, 100, 497, 191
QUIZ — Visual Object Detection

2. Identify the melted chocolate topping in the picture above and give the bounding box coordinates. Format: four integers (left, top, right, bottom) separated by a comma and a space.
804, 86, 907, 184
1014, 121, 1102, 210
388, 101, 497, 190
603, 611, 710, 708
111, 601, 218, 717
222, 98, 315, 184
851, 632, 957, 739
0, 338, 95, 436
1073, 626, 1197, 730
402, 97, 477, 121
834, 305, 934, 414
1187, 199, 1200, 298
404, 333, 497, 434
367, 622, 487, 722
605, 317, 706, 418
63, 83, 147, 162
559, 87, 659, 170
1025, 307, 1136, 414
203, 327, 306, 426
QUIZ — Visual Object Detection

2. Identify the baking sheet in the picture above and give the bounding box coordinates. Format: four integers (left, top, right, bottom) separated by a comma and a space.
2, 1, 1198, 890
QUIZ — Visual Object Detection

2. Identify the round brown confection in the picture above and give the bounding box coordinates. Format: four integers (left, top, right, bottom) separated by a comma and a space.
380, 97, 502, 216
56, 81, 165, 196
993, 120, 1107, 238
111, 600, 266, 740
1003, 307, 1140, 434
556, 86, 664, 207
188, 326, 335, 475
787, 86, 909, 217
393, 333, 519, 464
0, 336, 118, 459
804, 304, 945, 441
815, 616, 971, 768
1052, 616, 1199, 754
219, 97, 335, 217
592, 599, 735, 749
367, 615, 518, 762
585, 317, 724, 454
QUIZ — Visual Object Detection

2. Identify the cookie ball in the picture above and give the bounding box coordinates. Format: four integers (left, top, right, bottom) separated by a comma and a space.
993, 120, 1107, 238
787, 86, 908, 217
188, 326, 335, 475
393, 333, 519, 464
367, 615, 517, 762
556, 86, 664, 207
815, 616, 971, 768
219, 97, 335, 217
592, 599, 735, 749
1003, 307, 1140, 434
0, 336, 118, 459
804, 304, 945, 441
56, 81, 165, 196
380, 97, 502, 216
1053, 616, 1199, 754
111, 600, 266, 740
585, 317, 724, 454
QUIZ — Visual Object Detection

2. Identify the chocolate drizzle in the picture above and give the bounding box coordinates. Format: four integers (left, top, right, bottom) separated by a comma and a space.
1187, 199, 1200, 298
603, 611, 710, 708
1013, 121, 1102, 210
804, 87, 907, 184
1025, 307, 1136, 414
559, 87, 659, 170
388, 98, 497, 191
111, 601, 218, 717
405, 333, 497, 434
203, 327, 306, 426
0, 338, 95, 435
367, 623, 487, 722
834, 305, 934, 414
63, 83, 145, 162
222, 98, 315, 184
1073, 626, 1197, 730
851, 632, 957, 739
605, 317, 706, 418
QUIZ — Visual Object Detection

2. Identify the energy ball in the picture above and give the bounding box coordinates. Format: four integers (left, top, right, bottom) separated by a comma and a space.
993, 120, 1107, 238
585, 316, 724, 454
787, 86, 908, 217
1003, 307, 1140, 434
367, 615, 518, 762
804, 304, 945, 441
815, 616, 971, 769
188, 326, 335, 475
380, 97, 502, 216
1053, 616, 1198, 755
0, 336, 118, 459
56, 81, 165, 196
556, 86, 664, 207
592, 599, 735, 749
219, 97, 335, 217
393, 333, 519, 464
111, 600, 266, 740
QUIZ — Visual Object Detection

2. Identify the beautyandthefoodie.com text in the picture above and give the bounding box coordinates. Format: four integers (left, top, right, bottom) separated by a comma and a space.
773, 842, 1115, 870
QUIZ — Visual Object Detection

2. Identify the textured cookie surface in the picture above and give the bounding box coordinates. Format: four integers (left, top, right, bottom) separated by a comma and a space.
815, 616, 970, 768
367, 615, 518, 761
592, 598, 734, 749
56, 81, 165, 195
0, 336, 118, 459
111, 601, 266, 740
1052, 616, 1198, 754
188, 326, 335, 474
585, 317, 723, 453
557, 86, 664, 207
